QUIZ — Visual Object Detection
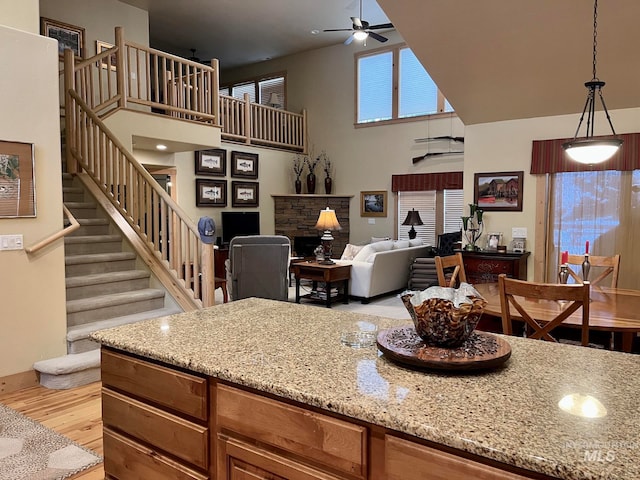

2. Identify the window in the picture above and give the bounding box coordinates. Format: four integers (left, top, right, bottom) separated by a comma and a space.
398, 189, 464, 245
356, 45, 453, 125
221, 74, 286, 107
547, 170, 640, 289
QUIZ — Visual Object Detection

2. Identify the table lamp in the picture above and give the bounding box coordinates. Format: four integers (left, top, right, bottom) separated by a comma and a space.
315, 207, 342, 264
402, 209, 423, 240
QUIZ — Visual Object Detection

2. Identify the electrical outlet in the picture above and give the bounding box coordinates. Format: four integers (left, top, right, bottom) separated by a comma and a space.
0, 234, 24, 250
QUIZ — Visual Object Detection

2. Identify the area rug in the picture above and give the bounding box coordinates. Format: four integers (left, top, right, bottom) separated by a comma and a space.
0, 403, 102, 480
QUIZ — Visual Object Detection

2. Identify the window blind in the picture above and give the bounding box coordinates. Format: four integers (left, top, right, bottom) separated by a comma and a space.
399, 48, 437, 118
398, 191, 436, 245
232, 82, 256, 103
443, 189, 464, 233
259, 76, 285, 106
357, 51, 393, 123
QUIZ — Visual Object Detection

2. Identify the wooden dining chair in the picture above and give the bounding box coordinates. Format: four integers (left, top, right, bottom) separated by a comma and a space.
564, 253, 620, 288
498, 274, 591, 346
435, 253, 467, 287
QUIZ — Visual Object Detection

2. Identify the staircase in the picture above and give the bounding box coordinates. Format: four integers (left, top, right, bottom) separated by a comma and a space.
33, 173, 182, 389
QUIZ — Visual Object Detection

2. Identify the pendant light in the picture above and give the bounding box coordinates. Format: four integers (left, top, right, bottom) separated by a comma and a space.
562, 0, 622, 164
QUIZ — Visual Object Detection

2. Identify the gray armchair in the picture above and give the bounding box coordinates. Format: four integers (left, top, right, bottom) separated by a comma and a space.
225, 235, 291, 301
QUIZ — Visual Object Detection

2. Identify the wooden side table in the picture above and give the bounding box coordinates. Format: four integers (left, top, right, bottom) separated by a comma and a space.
291, 261, 351, 308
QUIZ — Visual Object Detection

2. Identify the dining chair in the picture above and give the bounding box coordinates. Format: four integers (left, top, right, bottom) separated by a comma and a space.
564, 253, 621, 288
435, 252, 467, 287
498, 274, 591, 346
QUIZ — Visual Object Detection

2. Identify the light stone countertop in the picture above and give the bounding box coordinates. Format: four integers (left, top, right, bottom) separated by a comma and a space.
91, 298, 640, 480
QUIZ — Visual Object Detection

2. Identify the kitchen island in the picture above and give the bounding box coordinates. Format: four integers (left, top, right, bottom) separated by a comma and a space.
91, 298, 640, 480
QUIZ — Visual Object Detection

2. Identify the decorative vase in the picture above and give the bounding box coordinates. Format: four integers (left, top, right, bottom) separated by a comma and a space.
582, 254, 591, 281
324, 176, 332, 194
294, 178, 302, 194
306, 172, 316, 194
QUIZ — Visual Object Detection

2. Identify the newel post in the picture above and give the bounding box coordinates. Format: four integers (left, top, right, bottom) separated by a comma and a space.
63, 49, 77, 173
115, 27, 127, 110
201, 243, 215, 307
211, 58, 220, 126
243, 92, 251, 144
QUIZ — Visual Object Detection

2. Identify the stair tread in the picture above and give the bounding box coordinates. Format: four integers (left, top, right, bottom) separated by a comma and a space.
66, 270, 150, 288
65, 234, 121, 244
65, 251, 136, 265
33, 350, 100, 375
72, 218, 109, 225
62, 186, 82, 193
64, 201, 96, 208
66, 288, 166, 313
67, 306, 183, 342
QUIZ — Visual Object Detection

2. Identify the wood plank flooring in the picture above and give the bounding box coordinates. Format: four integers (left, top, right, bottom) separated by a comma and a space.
0, 381, 105, 479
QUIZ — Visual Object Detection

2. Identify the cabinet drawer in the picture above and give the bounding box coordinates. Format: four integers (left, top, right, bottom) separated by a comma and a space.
101, 348, 207, 420
217, 384, 366, 477
104, 427, 208, 480
103, 388, 209, 469
385, 435, 532, 480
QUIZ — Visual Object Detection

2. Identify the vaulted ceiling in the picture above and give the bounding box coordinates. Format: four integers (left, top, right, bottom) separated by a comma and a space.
121, 0, 640, 126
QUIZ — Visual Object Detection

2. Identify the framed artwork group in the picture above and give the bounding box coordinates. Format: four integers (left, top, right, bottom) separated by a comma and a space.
194, 149, 259, 208
41, 17, 85, 59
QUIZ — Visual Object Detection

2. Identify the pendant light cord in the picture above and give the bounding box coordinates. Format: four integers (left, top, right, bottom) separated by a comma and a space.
592, 0, 599, 81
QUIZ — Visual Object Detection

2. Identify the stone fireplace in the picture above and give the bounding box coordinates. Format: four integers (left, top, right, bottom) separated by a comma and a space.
272, 195, 352, 258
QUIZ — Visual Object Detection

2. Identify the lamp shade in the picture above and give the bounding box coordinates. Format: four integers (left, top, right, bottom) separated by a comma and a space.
315, 207, 342, 231
268, 92, 280, 107
562, 138, 623, 164
402, 209, 423, 226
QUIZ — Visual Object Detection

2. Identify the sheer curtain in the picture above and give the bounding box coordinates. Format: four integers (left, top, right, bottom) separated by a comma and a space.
546, 170, 640, 289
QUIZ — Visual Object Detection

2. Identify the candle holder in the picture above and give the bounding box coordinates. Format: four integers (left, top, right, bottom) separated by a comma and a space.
558, 264, 569, 284
582, 254, 591, 281
461, 204, 484, 251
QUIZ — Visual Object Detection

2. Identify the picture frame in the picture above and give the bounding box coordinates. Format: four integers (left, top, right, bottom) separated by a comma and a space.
231, 181, 259, 207
41, 17, 85, 59
196, 179, 226, 207
486, 232, 503, 250
473, 171, 524, 212
0, 140, 36, 218
231, 151, 258, 179
96, 40, 116, 71
360, 190, 387, 217
195, 149, 226, 176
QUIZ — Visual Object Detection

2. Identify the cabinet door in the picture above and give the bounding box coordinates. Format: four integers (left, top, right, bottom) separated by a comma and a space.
218, 435, 344, 480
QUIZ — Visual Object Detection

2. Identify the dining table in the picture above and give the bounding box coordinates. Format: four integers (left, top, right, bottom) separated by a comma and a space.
474, 282, 640, 352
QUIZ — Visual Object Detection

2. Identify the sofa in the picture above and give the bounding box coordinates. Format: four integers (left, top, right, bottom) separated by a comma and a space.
334, 239, 431, 302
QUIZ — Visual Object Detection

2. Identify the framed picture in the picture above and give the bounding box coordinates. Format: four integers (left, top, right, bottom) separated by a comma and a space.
473, 171, 524, 212
96, 40, 116, 71
360, 190, 387, 217
231, 151, 258, 179
41, 17, 85, 59
486, 232, 503, 250
195, 149, 226, 176
231, 181, 259, 207
196, 179, 226, 207
0, 140, 36, 218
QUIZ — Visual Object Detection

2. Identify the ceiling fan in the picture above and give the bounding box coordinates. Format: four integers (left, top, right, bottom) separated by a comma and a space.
323, 0, 394, 45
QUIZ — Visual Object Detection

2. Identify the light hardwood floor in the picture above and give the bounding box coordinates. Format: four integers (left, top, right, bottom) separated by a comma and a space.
0, 381, 105, 479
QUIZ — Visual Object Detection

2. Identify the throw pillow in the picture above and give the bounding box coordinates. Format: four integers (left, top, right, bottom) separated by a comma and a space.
393, 240, 410, 249
371, 236, 391, 243
370, 239, 394, 252
409, 238, 424, 247
341, 243, 364, 260
353, 244, 376, 262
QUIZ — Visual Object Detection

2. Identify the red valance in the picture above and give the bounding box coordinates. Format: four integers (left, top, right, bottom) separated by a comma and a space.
531, 133, 640, 174
391, 172, 463, 192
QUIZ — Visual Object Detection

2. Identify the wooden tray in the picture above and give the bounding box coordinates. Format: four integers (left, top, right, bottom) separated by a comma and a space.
376, 325, 511, 372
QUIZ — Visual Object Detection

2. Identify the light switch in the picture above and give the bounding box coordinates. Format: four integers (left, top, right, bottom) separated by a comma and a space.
368, 218, 375, 224
0, 234, 24, 250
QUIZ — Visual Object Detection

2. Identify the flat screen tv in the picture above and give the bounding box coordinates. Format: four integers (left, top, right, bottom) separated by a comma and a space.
221, 211, 260, 244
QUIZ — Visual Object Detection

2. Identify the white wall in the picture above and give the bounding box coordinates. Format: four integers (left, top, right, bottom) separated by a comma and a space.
0, 25, 67, 377
0, 0, 39, 33
223, 31, 464, 245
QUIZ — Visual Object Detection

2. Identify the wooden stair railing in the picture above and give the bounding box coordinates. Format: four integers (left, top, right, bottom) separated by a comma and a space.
65, 84, 214, 309
25, 205, 80, 254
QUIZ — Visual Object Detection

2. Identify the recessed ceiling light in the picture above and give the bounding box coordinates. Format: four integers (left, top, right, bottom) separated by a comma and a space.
310, 29, 320, 35
156, 144, 168, 151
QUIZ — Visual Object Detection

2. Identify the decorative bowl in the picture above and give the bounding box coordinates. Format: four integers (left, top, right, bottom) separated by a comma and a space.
401, 283, 487, 348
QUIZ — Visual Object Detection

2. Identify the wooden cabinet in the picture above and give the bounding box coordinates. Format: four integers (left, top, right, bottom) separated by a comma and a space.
461, 250, 530, 284
101, 348, 210, 479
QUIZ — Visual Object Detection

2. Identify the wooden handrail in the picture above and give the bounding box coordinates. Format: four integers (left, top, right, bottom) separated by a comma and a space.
25, 205, 80, 254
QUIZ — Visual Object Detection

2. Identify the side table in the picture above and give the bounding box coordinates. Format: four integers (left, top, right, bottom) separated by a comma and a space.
291, 261, 351, 308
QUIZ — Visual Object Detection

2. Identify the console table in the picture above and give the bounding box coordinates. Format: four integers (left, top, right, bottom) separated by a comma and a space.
461, 250, 530, 284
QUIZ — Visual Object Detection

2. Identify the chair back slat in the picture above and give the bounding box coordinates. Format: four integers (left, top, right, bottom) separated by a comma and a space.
435, 253, 467, 288
562, 253, 620, 288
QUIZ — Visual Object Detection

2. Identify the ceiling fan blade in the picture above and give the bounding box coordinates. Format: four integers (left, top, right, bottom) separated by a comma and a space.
323, 28, 353, 32
367, 31, 388, 43
351, 16, 363, 28
344, 34, 355, 45
368, 23, 394, 30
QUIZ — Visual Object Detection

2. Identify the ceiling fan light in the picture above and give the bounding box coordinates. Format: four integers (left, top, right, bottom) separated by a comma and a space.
562, 139, 622, 164
353, 30, 369, 41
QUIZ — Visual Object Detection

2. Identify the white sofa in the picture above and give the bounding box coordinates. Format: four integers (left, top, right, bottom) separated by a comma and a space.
335, 239, 431, 302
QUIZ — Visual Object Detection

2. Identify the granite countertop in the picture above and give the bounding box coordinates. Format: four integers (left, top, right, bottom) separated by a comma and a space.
91, 298, 640, 480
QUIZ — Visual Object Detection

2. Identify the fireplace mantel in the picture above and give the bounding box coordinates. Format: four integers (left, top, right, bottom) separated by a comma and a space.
271, 194, 354, 199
